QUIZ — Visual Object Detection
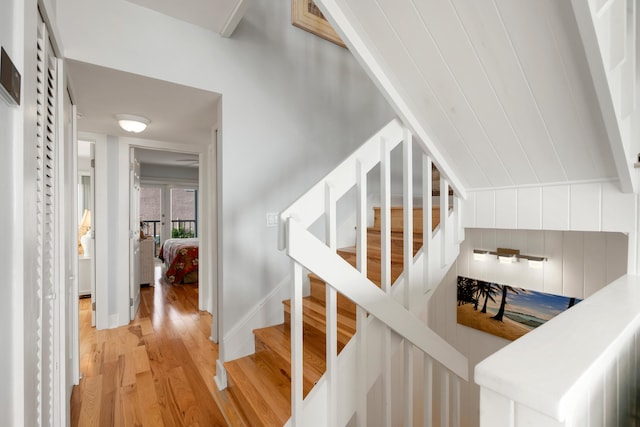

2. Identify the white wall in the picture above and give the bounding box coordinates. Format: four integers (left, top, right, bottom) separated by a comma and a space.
428, 228, 628, 427
55, 0, 394, 362
0, 1, 22, 424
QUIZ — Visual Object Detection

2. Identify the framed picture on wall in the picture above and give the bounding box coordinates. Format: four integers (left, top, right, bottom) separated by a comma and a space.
291, 0, 346, 48
456, 276, 581, 341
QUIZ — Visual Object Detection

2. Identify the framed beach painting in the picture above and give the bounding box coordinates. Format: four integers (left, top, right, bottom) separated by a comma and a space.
291, 0, 346, 48
456, 276, 580, 341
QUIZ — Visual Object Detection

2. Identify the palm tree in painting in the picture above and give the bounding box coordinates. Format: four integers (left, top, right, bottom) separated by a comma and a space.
491, 285, 521, 322
480, 283, 499, 314
457, 277, 477, 306
472, 281, 482, 310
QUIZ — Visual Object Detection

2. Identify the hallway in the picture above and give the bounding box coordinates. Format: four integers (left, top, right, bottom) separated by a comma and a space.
70, 272, 243, 426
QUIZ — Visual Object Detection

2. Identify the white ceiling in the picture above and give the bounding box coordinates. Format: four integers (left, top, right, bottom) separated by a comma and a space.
125, 0, 243, 33
67, 59, 220, 148
329, 0, 618, 190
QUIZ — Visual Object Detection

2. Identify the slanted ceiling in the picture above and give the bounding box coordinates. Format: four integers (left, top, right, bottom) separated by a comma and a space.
325, 0, 617, 190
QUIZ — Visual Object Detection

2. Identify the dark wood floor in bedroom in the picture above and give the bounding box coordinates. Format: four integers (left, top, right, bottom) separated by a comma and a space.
71, 272, 246, 426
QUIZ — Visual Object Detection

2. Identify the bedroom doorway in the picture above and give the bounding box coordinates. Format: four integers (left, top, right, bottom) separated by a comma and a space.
133, 148, 205, 317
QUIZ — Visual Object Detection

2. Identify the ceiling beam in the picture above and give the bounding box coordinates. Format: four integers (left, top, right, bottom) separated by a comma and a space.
571, 0, 636, 193
219, 0, 251, 38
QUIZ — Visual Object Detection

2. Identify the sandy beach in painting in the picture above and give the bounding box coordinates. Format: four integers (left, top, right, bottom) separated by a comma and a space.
457, 304, 530, 341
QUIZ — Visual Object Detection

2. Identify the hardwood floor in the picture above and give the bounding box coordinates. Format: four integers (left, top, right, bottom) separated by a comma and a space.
71, 268, 246, 426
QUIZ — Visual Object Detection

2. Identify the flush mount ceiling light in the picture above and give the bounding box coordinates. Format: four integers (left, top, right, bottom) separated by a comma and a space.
473, 247, 547, 268
116, 114, 150, 133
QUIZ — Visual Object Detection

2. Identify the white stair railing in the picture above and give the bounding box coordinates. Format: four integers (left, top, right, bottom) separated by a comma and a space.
279, 118, 468, 426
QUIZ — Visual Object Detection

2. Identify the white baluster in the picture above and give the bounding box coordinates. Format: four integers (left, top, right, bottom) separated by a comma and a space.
441, 370, 450, 427
403, 128, 414, 426
452, 374, 460, 427
356, 159, 368, 427
325, 183, 338, 425
381, 137, 392, 426
423, 155, 433, 293
424, 356, 433, 427
291, 258, 303, 426
440, 176, 449, 268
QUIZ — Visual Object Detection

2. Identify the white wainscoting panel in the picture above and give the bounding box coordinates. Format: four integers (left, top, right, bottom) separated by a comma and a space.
475, 191, 495, 228
543, 231, 564, 296
495, 189, 517, 229
463, 192, 476, 228
570, 183, 601, 231
606, 232, 629, 283
517, 187, 542, 229
601, 181, 636, 232
584, 232, 606, 298
562, 232, 585, 299
542, 185, 570, 230
464, 182, 635, 237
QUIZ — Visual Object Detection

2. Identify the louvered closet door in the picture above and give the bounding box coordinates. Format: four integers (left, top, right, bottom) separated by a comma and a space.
36, 15, 59, 427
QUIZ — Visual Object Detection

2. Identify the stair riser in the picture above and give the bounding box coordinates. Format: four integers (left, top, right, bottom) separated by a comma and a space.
337, 251, 404, 285
372, 207, 441, 233
309, 277, 357, 314
366, 229, 423, 259
283, 310, 354, 346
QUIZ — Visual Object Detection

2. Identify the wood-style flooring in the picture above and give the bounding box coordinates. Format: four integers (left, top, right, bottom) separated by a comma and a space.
71, 267, 246, 426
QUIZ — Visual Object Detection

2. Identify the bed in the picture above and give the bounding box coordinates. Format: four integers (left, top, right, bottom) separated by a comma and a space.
158, 238, 199, 284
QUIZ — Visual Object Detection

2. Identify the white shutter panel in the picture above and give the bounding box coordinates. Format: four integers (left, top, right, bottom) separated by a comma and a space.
35, 14, 58, 427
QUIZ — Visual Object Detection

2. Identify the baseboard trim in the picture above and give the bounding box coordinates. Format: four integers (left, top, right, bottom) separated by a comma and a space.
214, 359, 227, 390
220, 277, 291, 363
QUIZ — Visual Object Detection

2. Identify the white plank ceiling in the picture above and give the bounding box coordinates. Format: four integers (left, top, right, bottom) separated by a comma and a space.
326, 0, 618, 190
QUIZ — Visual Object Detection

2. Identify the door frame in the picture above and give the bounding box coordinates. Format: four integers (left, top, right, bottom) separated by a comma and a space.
123, 138, 216, 318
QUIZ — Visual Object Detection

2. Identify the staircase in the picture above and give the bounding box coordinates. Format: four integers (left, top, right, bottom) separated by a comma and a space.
222, 119, 467, 426
224, 206, 435, 426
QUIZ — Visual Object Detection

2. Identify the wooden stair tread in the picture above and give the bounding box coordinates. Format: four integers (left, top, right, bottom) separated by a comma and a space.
254, 324, 326, 387
225, 355, 291, 426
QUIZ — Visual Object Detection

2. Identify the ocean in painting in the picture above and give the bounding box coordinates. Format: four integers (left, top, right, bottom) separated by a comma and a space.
456, 276, 580, 341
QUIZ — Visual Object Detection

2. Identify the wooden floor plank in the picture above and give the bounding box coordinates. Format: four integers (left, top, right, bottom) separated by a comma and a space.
77, 374, 102, 426
71, 264, 242, 426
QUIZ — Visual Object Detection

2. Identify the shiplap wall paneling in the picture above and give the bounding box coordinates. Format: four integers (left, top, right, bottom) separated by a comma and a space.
519, 231, 544, 291
584, 232, 607, 298
570, 183, 602, 231
495, 189, 517, 229
562, 232, 585, 299
542, 185, 570, 230
517, 187, 542, 229
475, 191, 495, 228
543, 231, 564, 296
601, 182, 636, 232
457, 237, 471, 278
606, 232, 628, 283
462, 192, 476, 228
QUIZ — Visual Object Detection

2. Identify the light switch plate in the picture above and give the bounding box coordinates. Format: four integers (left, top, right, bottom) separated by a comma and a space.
266, 212, 278, 227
